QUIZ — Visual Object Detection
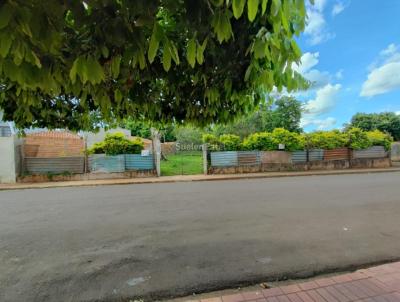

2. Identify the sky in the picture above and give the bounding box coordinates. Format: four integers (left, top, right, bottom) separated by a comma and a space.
291, 0, 400, 132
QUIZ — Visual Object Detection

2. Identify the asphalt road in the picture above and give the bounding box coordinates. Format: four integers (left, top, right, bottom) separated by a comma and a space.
1, 173, 400, 302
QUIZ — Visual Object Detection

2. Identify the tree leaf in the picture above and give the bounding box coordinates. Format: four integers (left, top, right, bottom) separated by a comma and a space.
163, 46, 171, 71
111, 55, 121, 78
187, 38, 196, 68
261, 0, 268, 15
0, 34, 12, 58
69, 57, 80, 84
291, 40, 301, 58
196, 38, 208, 65
114, 89, 123, 103
271, 0, 281, 16
232, 0, 246, 19
101, 46, 109, 58
86, 57, 105, 84
0, 3, 13, 29
169, 41, 180, 65
148, 23, 161, 63
247, 0, 259, 22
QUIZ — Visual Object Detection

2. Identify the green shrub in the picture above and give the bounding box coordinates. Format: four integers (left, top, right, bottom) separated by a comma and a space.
366, 130, 393, 151
87, 132, 144, 155
202, 133, 219, 145
346, 128, 372, 150
219, 134, 241, 151
307, 130, 347, 150
242, 132, 275, 151
125, 137, 145, 154
271, 128, 305, 151
88, 141, 105, 154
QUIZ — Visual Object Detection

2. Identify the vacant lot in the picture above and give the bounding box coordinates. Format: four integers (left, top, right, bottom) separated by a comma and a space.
161, 151, 203, 175
1, 172, 400, 302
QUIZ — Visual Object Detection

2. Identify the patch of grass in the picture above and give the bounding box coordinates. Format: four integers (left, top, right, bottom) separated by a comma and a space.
161, 152, 203, 176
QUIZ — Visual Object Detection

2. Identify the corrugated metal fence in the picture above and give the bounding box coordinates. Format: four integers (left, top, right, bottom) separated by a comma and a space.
324, 148, 350, 161
210, 146, 388, 168
292, 151, 307, 163
89, 154, 155, 173
210, 151, 238, 167
25, 157, 85, 174
353, 146, 387, 159
392, 143, 400, 161
125, 154, 155, 170
89, 155, 125, 173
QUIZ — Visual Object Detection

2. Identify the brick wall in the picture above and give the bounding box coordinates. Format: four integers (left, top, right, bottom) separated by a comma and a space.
24, 132, 84, 158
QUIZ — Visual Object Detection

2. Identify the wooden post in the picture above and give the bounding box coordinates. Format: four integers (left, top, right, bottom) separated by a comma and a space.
202, 143, 208, 175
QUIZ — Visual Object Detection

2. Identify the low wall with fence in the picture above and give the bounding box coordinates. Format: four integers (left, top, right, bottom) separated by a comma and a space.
19, 153, 156, 182
208, 146, 391, 174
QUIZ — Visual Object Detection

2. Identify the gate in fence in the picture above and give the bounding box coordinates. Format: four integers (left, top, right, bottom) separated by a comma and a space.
160, 142, 203, 176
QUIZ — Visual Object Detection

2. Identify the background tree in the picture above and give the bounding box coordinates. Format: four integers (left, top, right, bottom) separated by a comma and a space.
212, 96, 303, 138
346, 112, 400, 141
271, 96, 303, 133
123, 117, 176, 142
0, 0, 308, 130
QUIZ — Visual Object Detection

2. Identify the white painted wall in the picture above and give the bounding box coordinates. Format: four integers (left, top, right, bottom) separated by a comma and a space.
0, 136, 17, 183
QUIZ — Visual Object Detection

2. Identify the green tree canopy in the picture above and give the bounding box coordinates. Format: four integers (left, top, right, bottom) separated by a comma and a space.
0, 0, 308, 130
346, 112, 400, 141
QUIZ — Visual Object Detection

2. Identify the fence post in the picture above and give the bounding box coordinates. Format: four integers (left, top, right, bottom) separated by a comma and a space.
151, 128, 161, 177
83, 134, 88, 173
202, 143, 208, 175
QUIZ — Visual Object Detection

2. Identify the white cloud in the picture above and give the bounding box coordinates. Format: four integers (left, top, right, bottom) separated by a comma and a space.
396, 111, 400, 115
314, 0, 327, 12
335, 69, 343, 79
361, 44, 400, 97
304, 84, 342, 115
293, 52, 332, 88
304, 1, 334, 45
306, 70, 331, 88
332, 2, 345, 16
301, 117, 337, 130
380, 43, 398, 56
293, 52, 319, 74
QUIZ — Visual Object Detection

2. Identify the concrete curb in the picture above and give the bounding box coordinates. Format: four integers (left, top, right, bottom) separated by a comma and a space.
1, 167, 400, 191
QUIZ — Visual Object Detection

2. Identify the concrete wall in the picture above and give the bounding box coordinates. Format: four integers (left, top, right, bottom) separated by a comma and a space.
18, 170, 157, 183
0, 136, 17, 183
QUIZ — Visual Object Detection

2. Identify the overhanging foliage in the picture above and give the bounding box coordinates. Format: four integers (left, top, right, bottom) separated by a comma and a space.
0, 0, 309, 130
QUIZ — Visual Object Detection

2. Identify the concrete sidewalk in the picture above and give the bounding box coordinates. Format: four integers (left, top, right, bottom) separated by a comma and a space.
174, 261, 400, 302
1, 167, 400, 191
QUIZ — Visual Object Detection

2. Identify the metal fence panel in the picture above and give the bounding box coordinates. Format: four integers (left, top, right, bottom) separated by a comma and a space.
292, 151, 307, 163
391, 143, 400, 161
237, 151, 261, 166
89, 154, 125, 173
309, 149, 324, 161
324, 148, 350, 161
260, 151, 292, 164
125, 154, 154, 170
210, 151, 238, 167
353, 146, 387, 159
25, 157, 84, 174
